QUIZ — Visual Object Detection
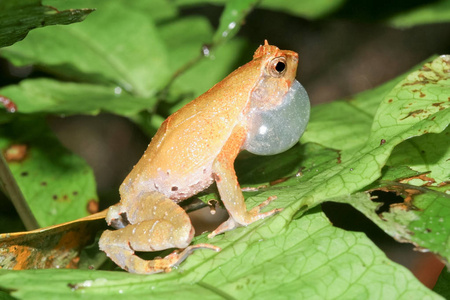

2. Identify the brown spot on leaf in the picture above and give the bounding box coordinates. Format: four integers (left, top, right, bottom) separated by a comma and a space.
4, 144, 28, 162
52, 195, 58, 200
41, 182, 47, 186
388, 99, 393, 103
400, 174, 436, 186
400, 109, 424, 120
270, 177, 289, 186
402, 80, 429, 87
412, 89, 426, 98
72, 191, 78, 196
370, 183, 425, 212
380, 139, 386, 146
87, 199, 99, 214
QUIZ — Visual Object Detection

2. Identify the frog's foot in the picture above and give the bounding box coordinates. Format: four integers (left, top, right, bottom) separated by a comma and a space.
208, 217, 237, 238
166, 243, 221, 269
244, 195, 283, 223
105, 203, 128, 229
248, 196, 282, 217
208, 196, 282, 238
100, 225, 220, 274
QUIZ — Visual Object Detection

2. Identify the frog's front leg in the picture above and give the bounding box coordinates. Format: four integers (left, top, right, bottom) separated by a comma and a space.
209, 126, 282, 238
99, 191, 220, 274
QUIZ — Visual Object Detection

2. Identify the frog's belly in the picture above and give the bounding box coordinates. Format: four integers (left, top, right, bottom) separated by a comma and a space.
138, 161, 215, 202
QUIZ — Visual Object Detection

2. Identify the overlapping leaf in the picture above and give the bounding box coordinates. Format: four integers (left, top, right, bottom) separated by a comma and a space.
0, 0, 93, 48
0, 0, 449, 299
0, 209, 439, 299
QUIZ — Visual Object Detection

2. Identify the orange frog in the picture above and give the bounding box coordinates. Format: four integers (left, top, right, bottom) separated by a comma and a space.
99, 41, 310, 274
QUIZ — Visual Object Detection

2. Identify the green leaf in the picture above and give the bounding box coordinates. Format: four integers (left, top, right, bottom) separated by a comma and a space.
330, 185, 450, 264
212, 0, 259, 44
0, 116, 98, 227
388, 0, 450, 28
159, 16, 214, 72
259, 0, 346, 19
388, 128, 450, 183
1, 1, 170, 97
43, 0, 178, 24
0, 0, 93, 48
167, 39, 249, 112
268, 55, 449, 262
301, 100, 374, 152
0, 209, 439, 299
174, 0, 345, 19
0, 79, 156, 117
301, 56, 438, 152
434, 269, 450, 299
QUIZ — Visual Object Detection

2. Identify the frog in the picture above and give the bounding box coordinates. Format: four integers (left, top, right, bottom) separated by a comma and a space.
99, 41, 310, 274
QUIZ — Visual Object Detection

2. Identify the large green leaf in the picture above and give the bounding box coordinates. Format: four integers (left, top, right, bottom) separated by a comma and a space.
1, 1, 169, 98
0, 209, 439, 299
388, 0, 450, 27
0, 0, 93, 48
166, 39, 249, 113
297, 55, 449, 254
0, 0, 251, 119
0, 79, 156, 117
0, 116, 98, 228
387, 127, 449, 183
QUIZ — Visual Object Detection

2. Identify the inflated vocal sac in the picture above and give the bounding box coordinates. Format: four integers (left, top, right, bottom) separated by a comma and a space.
243, 80, 310, 156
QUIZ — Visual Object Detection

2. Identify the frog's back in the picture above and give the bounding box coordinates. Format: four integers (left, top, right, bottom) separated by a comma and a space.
122, 58, 263, 201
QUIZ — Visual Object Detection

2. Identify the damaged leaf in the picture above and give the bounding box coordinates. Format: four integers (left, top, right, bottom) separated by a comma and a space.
0, 211, 106, 270
0, 209, 439, 299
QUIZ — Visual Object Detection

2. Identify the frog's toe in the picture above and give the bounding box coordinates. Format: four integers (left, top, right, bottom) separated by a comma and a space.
249, 195, 282, 216
256, 195, 278, 209
100, 229, 219, 274
208, 217, 239, 238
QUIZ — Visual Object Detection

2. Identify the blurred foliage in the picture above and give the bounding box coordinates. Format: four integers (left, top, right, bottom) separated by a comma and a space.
0, 0, 449, 299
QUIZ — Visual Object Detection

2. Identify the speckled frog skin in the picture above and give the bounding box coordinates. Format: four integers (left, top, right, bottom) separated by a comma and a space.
99, 41, 309, 274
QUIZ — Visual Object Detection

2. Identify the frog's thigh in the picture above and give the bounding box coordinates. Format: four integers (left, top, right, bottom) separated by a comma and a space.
99, 192, 194, 273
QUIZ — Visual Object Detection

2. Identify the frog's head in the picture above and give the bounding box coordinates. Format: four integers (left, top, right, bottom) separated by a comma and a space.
243, 41, 310, 156
253, 40, 298, 92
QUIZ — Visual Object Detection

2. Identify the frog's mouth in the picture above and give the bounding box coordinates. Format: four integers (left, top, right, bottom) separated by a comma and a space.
243, 80, 310, 156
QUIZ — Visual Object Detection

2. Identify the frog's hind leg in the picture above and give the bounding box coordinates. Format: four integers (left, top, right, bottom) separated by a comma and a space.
99, 191, 220, 274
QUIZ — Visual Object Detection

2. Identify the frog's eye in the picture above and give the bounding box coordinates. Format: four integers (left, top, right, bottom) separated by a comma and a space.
243, 80, 310, 156
268, 57, 287, 77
